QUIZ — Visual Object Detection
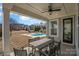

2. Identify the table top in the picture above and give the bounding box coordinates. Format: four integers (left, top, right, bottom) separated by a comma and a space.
30, 39, 53, 49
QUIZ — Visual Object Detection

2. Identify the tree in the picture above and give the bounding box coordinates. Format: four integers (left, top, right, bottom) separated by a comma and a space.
9, 18, 20, 31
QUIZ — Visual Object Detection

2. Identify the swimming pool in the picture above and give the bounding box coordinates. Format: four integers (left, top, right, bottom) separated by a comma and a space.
32, 33, 47, 36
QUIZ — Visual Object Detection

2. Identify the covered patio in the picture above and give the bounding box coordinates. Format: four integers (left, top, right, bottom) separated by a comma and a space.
2, 3, 79, 56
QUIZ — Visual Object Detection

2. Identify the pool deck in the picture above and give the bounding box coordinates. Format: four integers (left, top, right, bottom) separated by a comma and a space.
10, 30, 47, 51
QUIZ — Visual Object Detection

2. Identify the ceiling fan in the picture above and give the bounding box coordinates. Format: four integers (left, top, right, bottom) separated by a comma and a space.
42, 3, 61, 15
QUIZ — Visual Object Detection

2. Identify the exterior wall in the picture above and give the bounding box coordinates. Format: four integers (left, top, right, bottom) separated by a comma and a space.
49, 16, 75, 43
48, 16, 76, 55
78, 4, 79, 55
78, 15, 79, 54
60, 16, 76, 55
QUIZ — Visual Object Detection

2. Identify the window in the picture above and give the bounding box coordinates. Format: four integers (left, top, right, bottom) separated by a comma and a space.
49, 19, 58, 37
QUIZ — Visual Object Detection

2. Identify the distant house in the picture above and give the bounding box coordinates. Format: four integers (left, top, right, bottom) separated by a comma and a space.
0, 23, 29, 32
10, 24, 28, 31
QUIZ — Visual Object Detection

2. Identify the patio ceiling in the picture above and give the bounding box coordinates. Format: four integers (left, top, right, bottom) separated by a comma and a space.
11, 3, 76, 20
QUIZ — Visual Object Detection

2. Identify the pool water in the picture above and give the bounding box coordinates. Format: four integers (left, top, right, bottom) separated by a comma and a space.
32, 33, 47, 36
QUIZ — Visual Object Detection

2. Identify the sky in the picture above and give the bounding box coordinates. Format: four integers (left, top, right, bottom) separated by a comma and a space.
0, 4, 3, 24
10, 12, 46, 25
0, 4, 46, 25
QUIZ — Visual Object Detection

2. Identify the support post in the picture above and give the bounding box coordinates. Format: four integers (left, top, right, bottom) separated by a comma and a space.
2, 4, 13, 56
75, 3, 79, 56
46, 20, 49, 36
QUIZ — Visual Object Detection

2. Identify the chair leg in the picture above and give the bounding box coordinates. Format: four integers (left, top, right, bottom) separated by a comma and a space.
57, 50, 61, 56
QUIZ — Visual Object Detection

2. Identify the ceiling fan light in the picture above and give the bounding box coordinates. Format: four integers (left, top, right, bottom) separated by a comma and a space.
49, 12, 52, 15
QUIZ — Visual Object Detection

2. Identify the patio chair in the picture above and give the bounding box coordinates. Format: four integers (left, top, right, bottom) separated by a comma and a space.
39, 40, 55, 56
0, 51, 4, 56
48, 41, 55, 56
13, 48, 27, 56
48, 36, 61, 55
48, 36, 54, 40
54, 41, 61, 56
39, 46, 55, 56
39, 40, 61, 56
39, 49, 49, 56
48, 41, 61, 56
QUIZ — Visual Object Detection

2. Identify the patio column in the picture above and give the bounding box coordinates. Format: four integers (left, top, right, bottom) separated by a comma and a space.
46, 20, 49, 36
75, 3, 79, 56
2, 4, 13, 56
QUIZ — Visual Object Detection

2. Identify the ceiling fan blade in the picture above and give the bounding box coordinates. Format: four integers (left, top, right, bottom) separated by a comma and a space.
41, 10, 48, 13
52, 9, 61, 11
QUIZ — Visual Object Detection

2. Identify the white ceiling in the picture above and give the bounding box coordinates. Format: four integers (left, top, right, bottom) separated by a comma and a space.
13, 3, 76, 20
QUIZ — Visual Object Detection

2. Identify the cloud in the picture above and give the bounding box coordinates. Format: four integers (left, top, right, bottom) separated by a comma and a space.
0, 6, 2, 9
19, 15, 31, 20
10, 12, 14, 15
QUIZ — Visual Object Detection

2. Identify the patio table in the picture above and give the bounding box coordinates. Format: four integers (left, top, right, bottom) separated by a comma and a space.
29, 39, 53, 55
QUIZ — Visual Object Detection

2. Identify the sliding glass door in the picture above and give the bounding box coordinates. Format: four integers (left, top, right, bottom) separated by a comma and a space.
63, 17, 73, 44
